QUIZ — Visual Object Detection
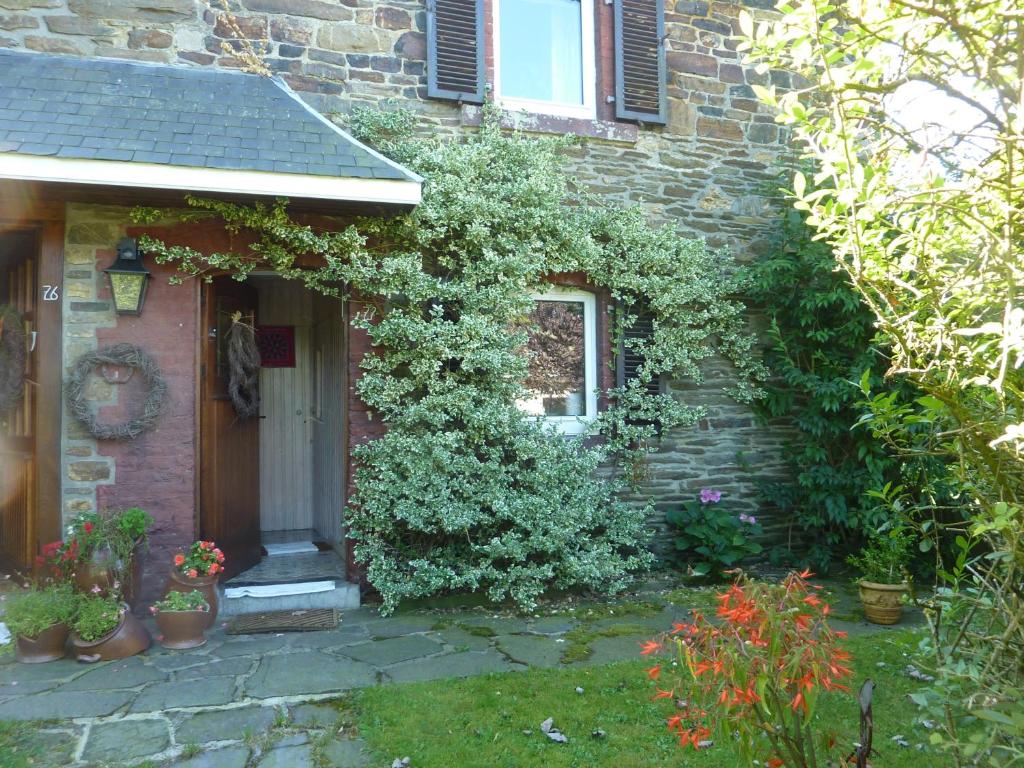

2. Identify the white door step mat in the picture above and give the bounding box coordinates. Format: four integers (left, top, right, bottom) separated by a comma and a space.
263, 541, 318, 556
223, 580, 336, 599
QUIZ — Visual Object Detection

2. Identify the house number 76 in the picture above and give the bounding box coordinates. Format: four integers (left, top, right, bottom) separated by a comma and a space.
42, 285, 60, 301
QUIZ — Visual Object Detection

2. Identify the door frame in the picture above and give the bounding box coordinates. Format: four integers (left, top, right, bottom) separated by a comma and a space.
0, 194, 65, 559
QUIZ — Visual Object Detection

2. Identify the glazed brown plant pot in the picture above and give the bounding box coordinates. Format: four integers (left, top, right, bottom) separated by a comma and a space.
75, 545, 144, 608
858, 580, 909, 625
71, 604, 151, 662
155, 608, 209, 650
163, 570, 219, 629
15, 622, 69, 663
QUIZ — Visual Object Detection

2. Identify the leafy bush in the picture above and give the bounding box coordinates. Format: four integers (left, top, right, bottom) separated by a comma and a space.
71, 595, 122, 643
116, 507, 153, 542
3, 584, 79, 638
643, 572, 852, 767
665, 489, 762, 576
151, 590, 207, 613
746, 207, 905, 570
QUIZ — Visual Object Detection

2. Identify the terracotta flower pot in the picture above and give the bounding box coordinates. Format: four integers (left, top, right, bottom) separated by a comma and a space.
164, 571, 220, 629
858, 580, 909, 625
74, 542, 144, 608
155, 608, 209, 650
15, 622, 69, 663
71, 604, 151, 662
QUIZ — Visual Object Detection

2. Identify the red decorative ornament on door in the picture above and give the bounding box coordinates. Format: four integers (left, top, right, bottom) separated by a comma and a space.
255, 326, 295, 368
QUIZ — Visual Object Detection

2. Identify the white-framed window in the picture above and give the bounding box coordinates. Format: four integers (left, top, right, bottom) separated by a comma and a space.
493, 0, 597, 120
517, 287, 598, 434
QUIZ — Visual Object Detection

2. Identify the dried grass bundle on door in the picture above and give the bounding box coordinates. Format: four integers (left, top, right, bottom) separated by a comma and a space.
226, 311, 260, 419
0, 305, 26, 415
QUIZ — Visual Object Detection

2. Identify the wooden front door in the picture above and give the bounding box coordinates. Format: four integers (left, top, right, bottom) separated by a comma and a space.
200, 277, 261, 579
0, 231, 38, 568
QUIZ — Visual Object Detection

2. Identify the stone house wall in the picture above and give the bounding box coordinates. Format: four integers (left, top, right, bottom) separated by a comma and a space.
5, 0, 795, 548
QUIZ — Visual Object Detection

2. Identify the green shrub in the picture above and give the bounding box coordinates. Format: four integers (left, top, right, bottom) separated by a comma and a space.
72, 596, 122, 642
3, 584, 79, 638
746, 207, 906, 570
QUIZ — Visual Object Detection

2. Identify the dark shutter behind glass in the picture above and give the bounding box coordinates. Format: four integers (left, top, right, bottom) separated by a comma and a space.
427, 0, 485, 103
614, 0, 667, 124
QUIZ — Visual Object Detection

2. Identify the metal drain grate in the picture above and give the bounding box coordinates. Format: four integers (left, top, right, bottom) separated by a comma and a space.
225, 608, 340, 635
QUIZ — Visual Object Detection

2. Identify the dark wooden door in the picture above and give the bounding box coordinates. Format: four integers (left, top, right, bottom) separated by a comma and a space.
0, 231, 37, 568
200, 277, 261, 580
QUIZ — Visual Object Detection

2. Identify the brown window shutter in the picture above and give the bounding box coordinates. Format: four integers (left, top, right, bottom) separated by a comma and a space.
613, 0, 667, 124
426, 0, 485, 103
616, 299, 662, 396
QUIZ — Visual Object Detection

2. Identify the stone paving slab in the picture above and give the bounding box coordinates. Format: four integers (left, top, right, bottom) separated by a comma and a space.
0, 689, 136, 720
340, 634, 444, 666
383, 649, 516, 683
172, 745, 250, 768
175, 705, 279, 745
83, 719, 171, 763
131, 677, 236, 713
245, 651, 378, 698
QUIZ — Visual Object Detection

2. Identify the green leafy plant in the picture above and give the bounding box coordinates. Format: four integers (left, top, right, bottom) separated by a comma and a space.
133, 108, 766, 614
643, 571, 852, 767
3, 584, 79, 639
665, 489, 762, 576
116, 507, 153, 543
846, 528, 913, 585
150, 590, 208, 614
72, 595, 123, 643
746, 206, 906, 571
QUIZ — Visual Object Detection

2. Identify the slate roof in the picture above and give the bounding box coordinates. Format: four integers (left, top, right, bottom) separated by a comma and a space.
0, 49, 418, 183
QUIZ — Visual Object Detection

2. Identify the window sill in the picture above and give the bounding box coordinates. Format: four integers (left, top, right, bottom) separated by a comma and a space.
461, 105, 639, 143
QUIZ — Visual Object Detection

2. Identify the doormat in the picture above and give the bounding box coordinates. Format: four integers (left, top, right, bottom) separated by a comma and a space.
226, 608, 340, 635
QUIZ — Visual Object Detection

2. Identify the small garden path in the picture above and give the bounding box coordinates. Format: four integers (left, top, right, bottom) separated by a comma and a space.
0, 577, 920, 767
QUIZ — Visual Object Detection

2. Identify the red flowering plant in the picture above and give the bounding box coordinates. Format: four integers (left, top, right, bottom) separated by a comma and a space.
175, 540, 225, 578
643, 571, 853, 768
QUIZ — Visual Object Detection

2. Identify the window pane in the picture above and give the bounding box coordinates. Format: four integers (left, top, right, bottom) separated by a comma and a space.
499, 0, 584, 105
521, 299, 587, 417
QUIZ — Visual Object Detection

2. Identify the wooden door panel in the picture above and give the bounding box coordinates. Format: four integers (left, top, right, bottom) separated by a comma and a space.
199, 277, 261, 580
0, 235, 37, 568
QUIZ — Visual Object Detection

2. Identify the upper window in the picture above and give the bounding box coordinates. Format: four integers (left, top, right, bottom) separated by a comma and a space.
517, 288, 598, 434
493, 0, 597, 119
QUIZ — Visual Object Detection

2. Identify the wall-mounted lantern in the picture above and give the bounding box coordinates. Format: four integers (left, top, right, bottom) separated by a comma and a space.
104, 237, 151, 316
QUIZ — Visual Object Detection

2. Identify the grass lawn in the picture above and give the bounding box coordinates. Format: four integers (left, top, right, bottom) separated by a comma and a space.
357, 629, 951, 767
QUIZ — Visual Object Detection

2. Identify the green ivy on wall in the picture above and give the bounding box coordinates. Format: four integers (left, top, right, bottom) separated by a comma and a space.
134, 109, 765, 613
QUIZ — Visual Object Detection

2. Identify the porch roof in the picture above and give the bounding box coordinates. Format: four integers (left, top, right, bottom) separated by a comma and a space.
0, 50, 421, 207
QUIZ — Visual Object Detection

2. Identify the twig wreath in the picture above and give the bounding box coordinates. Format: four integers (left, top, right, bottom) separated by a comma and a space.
66, 343, 168, 440
0, 305, 26, 415
225, 311, 260, 419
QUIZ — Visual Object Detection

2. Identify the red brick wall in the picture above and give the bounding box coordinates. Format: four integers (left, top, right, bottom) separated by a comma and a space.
94, 223, 235, 607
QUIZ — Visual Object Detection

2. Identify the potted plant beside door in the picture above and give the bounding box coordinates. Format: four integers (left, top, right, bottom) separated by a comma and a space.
847, 528, 913, 625
151, 590, 210, 649
70, 594, 150, 662
5, 584, 79, 663
163, 541, 225, 629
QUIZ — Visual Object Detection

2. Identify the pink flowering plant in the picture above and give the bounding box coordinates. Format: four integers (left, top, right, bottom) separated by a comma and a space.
150, 590, 208, 614
642, 571, 853, 767
174, 540, 225, 578
666, 489, 763, 577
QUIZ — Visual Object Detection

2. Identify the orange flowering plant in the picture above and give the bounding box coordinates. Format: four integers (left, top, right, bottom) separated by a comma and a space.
175, 540, 225, 578
643, 571, 853, 768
